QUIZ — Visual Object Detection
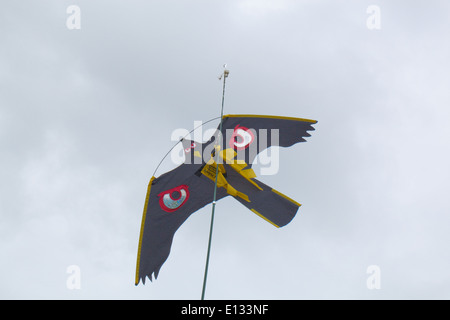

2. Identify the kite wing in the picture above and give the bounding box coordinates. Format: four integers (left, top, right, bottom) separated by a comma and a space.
219, 114, 317, 166
135, 163, 228, 285
224, 165, 301, 228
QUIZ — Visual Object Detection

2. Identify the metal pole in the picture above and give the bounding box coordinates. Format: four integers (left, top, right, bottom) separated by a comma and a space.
201, 67, 229, 300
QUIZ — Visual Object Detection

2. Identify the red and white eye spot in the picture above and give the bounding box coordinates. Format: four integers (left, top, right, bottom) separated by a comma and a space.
158, 185, 190, 212
229, 125, 254, 150
184, 142, 197, 153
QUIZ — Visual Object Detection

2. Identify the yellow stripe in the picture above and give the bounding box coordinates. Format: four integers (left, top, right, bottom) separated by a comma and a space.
135, 176, 155, 285
251, 208, 280, 228
271, 188, 302, 207
223, 114, 317, 124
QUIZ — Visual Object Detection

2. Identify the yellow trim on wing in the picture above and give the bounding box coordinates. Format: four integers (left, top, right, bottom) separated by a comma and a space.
135, 176, 155, 285
251, 208, 280, 228
223, 114, 317, 124
271, 188, 302, 207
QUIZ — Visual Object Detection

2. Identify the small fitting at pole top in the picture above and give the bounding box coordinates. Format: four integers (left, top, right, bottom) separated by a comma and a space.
218, 68, 229, 80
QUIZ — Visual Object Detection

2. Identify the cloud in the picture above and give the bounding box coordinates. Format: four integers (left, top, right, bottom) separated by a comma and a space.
1, 0, 450, 299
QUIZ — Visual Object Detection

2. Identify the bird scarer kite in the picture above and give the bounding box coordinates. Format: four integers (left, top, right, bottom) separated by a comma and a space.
135, 114, 317, 285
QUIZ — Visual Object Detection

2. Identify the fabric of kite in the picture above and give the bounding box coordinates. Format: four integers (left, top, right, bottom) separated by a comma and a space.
135, 114, 317, 285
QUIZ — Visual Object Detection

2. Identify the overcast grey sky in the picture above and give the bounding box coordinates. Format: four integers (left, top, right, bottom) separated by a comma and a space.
1, 0, 450, 299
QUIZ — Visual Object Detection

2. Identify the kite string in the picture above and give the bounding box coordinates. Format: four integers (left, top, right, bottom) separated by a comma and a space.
151, 116, 221, 177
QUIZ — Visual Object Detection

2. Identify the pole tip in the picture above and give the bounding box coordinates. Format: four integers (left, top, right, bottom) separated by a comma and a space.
218, 65, 229, 80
